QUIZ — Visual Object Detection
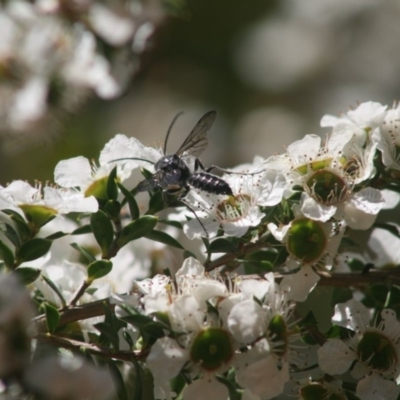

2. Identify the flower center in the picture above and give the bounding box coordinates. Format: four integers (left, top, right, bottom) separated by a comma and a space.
357, 330, 397, 373
190, 327, 233, 371
85, 176, 108, 200
216, 194, 251, 222
268, 315, 288, 357
306, 170, 348, 205
287, 218, 327, 263
19, 204, 57, 230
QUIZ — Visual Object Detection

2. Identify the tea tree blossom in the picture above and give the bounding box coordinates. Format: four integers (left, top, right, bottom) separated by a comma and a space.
0, 180, 97, 231
54, 134, 160, 199
184, 169, 286, 238
318, 299, 400, 397
372, 102, 400, 171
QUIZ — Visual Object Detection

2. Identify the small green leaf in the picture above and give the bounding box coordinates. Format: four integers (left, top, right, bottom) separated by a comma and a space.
117, 216, 158, 248
2, 209, 31, 242
117, 182, 139, 220
106, 166, 119, 201
44, 303, 60, 333
70, 242, 96, 263
104, 200, 121, 219
94, 322, 120, 350
208, 238, 239, 253
146, 191, 165, 215
17, 238, 52, 263
0, 240, 15, 268
45, 231, 68, 240
121, 314, 166, 344
87, 260, 113, 282
2, 223, 21, 248
157, 218, 183, 229
145, 230, 184, 249
13, 267, 41, 285
90, 211, 114, 256
71, 225, 92, 235
107, 360, 128, 400
41, 275, 67, 307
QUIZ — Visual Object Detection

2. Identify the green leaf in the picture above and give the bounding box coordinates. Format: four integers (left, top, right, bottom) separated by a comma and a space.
2, 209, 31, 242
90, 211, 114, 256
2, 223, 21, 248
107, 360, 128, 400
94, 322, 120, 350
45, 231, 68, 240
145, 230, 184, 249
208, 238, 239, 253
117, 216, 158, 248
17, 238, 52, 263
104, 200, 121, 219
146, 191, 165, 215
117, 182, 139, 220
157, 218, 183, 229
0, 240, 15, 268
71, 225, 92, 235
13, 267, 41, 285
330, 287, 353, 306
121, 314, 166, 348
41, 274, 67, 307
44, 303, 60, 333
70, 243, 96, 263
87, 260, 113, 282
106, 166, 119, 201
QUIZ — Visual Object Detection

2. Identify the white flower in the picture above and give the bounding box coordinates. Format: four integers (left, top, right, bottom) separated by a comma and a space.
141, 259, 238, 400
54, 134, 160, 198
372, 102, 400, 171
356, 373, 400, 400
321, 101, 387, 146
219, 274, 299, 399
0, 180, 98, 229
183, 169, 286, 239
318, 299, 400, 390
264, 130, 384, 229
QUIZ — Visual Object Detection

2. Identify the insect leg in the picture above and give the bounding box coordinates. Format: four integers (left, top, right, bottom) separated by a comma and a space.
194, 158, 206, 171
179, 187, 209, 237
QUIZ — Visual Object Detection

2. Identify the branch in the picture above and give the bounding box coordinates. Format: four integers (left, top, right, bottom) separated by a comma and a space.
35, 333, 146, 361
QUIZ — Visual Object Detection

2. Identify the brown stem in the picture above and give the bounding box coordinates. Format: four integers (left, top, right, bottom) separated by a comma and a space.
35, 333, 146, 361
68, 280, 90, 307
204, 242, 267, 271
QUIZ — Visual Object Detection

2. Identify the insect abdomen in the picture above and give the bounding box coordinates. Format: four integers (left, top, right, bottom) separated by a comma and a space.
188, 173, 233, 196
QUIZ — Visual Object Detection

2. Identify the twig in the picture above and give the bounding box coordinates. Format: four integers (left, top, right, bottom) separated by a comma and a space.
35, 333, 146, 361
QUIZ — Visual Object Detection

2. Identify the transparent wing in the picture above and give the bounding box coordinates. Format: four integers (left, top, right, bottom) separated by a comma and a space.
175, 111, 216, 157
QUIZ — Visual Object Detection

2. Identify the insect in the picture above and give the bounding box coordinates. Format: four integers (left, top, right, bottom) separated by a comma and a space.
135, 110, 233, 198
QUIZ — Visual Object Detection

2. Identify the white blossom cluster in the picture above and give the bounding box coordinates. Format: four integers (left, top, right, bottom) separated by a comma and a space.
0, 0, 164, 135
0, 101, 400, 399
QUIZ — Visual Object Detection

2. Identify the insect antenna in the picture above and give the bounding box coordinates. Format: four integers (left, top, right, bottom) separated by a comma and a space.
108, 157, 155, 165
163, 111, 184, 155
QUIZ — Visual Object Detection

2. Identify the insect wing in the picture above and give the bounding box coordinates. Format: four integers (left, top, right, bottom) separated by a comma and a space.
175, 111, 216, 158
136, 177, 159, 193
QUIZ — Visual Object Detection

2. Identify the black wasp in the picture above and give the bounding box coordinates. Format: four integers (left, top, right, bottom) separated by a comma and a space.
135, 110, 233, 198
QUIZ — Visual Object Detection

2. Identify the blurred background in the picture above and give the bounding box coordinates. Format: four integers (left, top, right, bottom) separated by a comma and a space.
1, 0, 400, 184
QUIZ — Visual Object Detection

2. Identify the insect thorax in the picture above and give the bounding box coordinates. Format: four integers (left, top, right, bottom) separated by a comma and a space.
155, 154, 191, 189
